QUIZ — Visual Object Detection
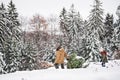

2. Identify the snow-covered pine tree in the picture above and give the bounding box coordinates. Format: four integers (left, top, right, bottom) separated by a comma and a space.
70, 12, 84, 55
0, 3, 14, 74
112, 5, 120, 50
104, 13, 114, 39
116, 5, 120, 25
59, 7, 67, 35
7, 0, 20, 40
104, 13, 114, 54
0, 52, 5, 74
59, 7, 69, 46
18, 41, 38, 71
59, 4, 84, 54
0, 3, 6, 50
67, 4, 79, 38
3, 0, 21, 73
86, 0, 104, 61
79, 20, 91, 60
0, 3, 11, 52
59, 7, 71, 53
116, 5, 120, 45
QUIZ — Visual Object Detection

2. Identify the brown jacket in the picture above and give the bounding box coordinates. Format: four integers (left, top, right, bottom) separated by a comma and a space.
54, 48, 67, 64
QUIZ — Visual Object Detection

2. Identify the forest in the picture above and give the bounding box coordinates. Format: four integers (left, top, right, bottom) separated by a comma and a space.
0, 0, 120, 74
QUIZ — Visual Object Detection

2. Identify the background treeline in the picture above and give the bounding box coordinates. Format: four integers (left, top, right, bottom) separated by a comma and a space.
0, 0, 120, 74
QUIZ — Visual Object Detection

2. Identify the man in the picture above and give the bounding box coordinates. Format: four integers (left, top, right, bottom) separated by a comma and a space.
54, 46, 68, 69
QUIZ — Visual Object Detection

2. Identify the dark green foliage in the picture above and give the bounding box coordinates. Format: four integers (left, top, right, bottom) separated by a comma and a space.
67, 53, 88, 69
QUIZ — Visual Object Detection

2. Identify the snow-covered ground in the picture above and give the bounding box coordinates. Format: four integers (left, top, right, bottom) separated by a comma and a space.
0, 60, 120, 80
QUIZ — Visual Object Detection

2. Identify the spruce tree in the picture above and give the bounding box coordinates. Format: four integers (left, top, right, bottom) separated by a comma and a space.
0, 3, 11, 53
0, 3, 6, 51
3, 0, 21, 73
112, 5, 120, 50
104, 13, 114, 55
59, 7, 68, 46
104, 13, 114, 39
7, 0, 20, 40
86, 0, 104, 61
0, 52, 5, 74
59, 7, 68, 35
59, 4, 84, 54
79, 20, 92, 60
18, 42, 38, 71
115, 5, 120, 44
0, 3, 13, 73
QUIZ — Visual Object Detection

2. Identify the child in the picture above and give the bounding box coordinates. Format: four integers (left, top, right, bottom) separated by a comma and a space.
99, 48, 108, 67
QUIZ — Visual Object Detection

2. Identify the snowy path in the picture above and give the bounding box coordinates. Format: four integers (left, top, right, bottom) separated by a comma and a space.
0, 60, 120, 80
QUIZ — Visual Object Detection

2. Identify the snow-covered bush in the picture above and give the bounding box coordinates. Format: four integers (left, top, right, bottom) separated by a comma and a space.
114, 50, 120, 59
67, 53, 89, 69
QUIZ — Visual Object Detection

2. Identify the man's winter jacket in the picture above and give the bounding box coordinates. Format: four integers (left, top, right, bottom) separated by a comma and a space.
54, 48, 67, 64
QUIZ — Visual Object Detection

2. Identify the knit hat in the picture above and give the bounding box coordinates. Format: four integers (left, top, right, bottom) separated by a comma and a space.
99, 47, 104, 51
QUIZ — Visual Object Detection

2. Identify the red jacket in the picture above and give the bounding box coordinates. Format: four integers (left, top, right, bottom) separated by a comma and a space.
100, 50, 107, 56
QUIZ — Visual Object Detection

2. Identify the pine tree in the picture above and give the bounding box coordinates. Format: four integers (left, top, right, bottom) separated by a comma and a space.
2, 0, 21, 73
86, 0, 104, 61
0, 3, 14, 73
115, 5, 120, 45
0, 3, 11, 53
59, 4, 84, 54
59, 7, 67, 35
104, 13, 114, 39
59, 7, 68, 46
112, 5, 120, 50
116, 5, 120, 22
104, 13, 114, 55
18, 42, 38, 71
0, 3, 6, 51
66, 4, 84, 39
79, 20, 89, 59
7, 0, 20, 40
59, 6, 72, 53
0, 52, 5, 74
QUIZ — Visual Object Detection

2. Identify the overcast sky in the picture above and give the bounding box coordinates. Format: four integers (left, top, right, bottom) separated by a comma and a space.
0, 0, 120, 19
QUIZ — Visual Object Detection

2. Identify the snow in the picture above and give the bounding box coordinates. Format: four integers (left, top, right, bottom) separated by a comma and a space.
0, 60, 120, 80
